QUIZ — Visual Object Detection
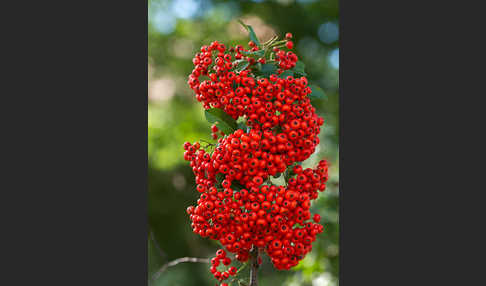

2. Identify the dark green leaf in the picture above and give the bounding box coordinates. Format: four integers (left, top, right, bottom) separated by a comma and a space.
284, 162, 302, 181
215, 173, 225, 184
260, 63, 278, 78
284, 168, 292, 182
278, 70, 294, 79
273, 124, 282, 134
231, 180, 245, 191
237, 121, 248, 131
291, 61, 307, 76
236, 116, 248, 132
205, 108, 237, 135
308, 85, 327, 100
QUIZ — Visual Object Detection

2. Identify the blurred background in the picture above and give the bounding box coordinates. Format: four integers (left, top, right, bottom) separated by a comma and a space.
148, 0, 339, 285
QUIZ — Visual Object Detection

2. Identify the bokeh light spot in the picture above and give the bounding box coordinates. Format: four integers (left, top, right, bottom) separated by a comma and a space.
329, 48, 339, 69
318, 22, 339, 44
170, 0, 200, 19
152, 9, 176, 34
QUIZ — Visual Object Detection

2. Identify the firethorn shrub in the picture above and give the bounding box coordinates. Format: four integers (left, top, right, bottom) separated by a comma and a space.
183, 21, 329, 285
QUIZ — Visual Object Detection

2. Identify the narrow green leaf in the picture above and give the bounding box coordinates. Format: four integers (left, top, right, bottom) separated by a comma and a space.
237, 19, 248, 29
233, 59, 250, 72
205, 108, 237, 135
308, 85, 327, 100
241, 49, 264, 57
237, 20, 261, 48
247, 25, 261, 47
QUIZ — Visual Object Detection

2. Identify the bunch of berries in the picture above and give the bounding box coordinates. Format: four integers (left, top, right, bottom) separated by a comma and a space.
183, 26, 329, 284
208, 248, 239, 284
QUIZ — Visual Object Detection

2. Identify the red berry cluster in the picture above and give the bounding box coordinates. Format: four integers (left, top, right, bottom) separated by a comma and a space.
187, 40, 301, 120
208, 248, 238, 284
183, 29, 329, 281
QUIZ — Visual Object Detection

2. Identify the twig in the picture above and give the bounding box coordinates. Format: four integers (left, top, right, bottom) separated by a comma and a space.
249, 247, 259, 286
149, 230, 167, 261
236, 261, 249, 274
152, 257, 210, 281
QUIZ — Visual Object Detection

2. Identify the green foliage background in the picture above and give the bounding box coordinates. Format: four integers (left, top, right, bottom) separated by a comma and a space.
148, 0, 339, 285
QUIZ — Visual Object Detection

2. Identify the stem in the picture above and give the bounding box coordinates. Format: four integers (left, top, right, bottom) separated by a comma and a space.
149, 229, 167, 261
236, 261, 249, 274
249, 247, 259, 286
151, 257, 210, 281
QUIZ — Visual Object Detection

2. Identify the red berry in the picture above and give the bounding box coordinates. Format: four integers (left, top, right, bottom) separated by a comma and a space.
216, 249, 226, 258
211, 257, 220, 266
285, 32, 293, 39
222, 257, 231, 265
228, 266, 237, 275
286, 41, 293, 49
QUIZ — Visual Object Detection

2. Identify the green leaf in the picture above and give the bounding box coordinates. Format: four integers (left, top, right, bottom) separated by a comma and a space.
260, 63, 278, 78
308, 85, 327, 101
237, 121, 248, 132
238, 20, 261, 47
233, 59, 250, 72
247, 25, 261, 47
231, 180, 245, 191
278, 70, 294, 79
215, 173, 225, 184
284, 161, 302, 181
273, 124, 282, 134
284, 168, 293, 182
292, 61, 307, 76
205, 108, 237, 135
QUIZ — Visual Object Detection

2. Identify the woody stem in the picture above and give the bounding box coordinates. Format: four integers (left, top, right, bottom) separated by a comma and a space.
249, 247, 259, 286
